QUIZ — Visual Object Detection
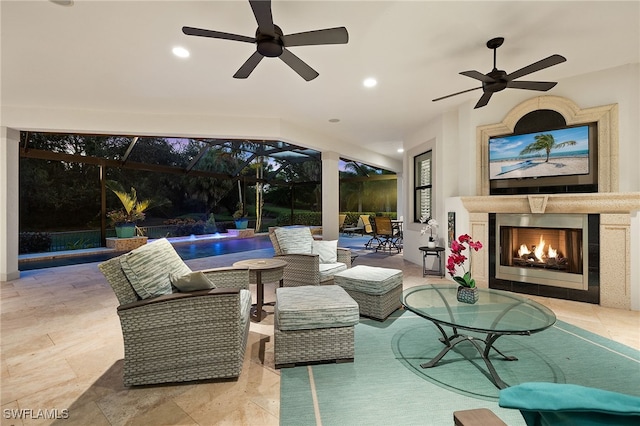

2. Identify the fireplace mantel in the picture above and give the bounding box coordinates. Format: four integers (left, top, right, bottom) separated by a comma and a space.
460, 192, 639, 310
461, 192, 640, 215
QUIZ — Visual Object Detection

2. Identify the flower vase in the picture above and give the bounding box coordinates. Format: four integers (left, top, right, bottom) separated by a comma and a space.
457, 286, 479, 304
426, 240, 436, 248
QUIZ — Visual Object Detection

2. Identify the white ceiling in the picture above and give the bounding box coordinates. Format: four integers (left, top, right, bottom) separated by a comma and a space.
2, 1, 639, 161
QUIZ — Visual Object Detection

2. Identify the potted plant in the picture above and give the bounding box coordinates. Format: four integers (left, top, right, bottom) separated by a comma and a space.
447, 234, 483, 304
420, 216, 439, 248
106, 181, 151, 238
232, 203, 248, 230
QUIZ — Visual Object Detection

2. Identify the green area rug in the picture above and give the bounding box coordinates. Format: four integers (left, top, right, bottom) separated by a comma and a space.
280, 310, 640, 426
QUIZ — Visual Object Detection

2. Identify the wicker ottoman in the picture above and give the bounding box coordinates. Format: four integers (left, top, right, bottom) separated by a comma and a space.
334, 265, 403, 320
274, 285, 359, 368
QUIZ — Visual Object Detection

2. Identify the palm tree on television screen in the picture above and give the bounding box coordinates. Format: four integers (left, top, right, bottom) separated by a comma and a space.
519, 133, 576, 163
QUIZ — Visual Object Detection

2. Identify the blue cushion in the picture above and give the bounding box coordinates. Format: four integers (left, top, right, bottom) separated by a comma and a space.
499, 382, 640, 426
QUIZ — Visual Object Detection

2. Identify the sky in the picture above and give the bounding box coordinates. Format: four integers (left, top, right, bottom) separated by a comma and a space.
489, 126, 589, 161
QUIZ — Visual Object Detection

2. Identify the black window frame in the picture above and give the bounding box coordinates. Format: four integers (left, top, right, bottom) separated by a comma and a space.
414, 150, 432, 223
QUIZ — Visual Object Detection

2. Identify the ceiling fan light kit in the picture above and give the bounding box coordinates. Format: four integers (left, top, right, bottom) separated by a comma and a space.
433, 37, 566, 108
182, 0, 348, 81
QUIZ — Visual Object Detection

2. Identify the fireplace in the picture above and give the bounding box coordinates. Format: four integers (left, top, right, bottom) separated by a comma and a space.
496, 214, 588, 291
489, 213, 600, 304
462, 97, 636, 309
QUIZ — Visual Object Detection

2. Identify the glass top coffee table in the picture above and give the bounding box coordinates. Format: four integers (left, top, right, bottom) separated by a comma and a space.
401, 284, 556, 389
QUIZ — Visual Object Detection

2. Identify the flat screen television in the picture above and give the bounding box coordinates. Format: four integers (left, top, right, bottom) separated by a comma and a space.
488, 123, 597, 192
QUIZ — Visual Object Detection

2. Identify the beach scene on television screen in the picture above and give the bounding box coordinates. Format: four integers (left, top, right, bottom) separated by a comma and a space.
489, 126, 590, 180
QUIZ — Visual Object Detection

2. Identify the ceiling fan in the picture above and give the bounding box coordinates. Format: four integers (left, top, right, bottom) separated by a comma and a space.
433, 37, 566, 108
182, 0, 348, 81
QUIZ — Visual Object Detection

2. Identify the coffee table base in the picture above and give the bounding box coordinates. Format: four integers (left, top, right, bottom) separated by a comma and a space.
402, 284, 556, 391
420, 326, 520, 389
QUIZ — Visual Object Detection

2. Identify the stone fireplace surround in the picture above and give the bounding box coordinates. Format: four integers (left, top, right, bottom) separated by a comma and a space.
460, 96, 640, 310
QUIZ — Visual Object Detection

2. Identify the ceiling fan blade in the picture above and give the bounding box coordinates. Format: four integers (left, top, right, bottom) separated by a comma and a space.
474, 92, 493, 109
182, 26, 255, 43
506, 54, 566, 81
507, 80, 558, 91
460, 70, 495, 83
283, 27, 349, 47
249, 0, 275, 37
233, 51, 264, 79
432, 86, 482, 102
279, 48, 319, 81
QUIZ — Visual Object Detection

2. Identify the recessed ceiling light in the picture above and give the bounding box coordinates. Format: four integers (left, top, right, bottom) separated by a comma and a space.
328, 118, 340, 123
172, 46, 190, 58
397, 148, 404, 153
363, 78, 377, 88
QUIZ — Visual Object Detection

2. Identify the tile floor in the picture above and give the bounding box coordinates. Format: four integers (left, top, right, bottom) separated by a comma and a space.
1, 249, 639, 425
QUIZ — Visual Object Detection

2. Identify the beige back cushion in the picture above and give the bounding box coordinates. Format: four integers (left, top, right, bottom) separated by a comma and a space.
269, 228, 283, 255
312, 240, 338, 263
360, 215, 373, 233
274, 227, 314, 255
120, 238, 191, 299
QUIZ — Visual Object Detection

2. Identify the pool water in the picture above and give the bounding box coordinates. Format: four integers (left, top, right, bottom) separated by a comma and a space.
173, 235, 273, 259
19, 235, 274, 271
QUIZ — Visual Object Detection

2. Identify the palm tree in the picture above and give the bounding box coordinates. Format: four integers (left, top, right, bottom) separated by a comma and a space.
341, 161, 378, 212
519, 133, 576, 163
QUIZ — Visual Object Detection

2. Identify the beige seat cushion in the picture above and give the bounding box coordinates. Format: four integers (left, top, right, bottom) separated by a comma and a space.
334, 265, 403, 295
275, 285, 359, 331
319, 262, 348, 281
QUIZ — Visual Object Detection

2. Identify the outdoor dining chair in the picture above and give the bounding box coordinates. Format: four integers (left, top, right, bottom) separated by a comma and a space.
372, 216, 400, 253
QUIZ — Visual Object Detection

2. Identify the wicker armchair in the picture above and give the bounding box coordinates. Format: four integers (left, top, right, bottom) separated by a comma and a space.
269, 226, 351, 287
98, 239, 251, 386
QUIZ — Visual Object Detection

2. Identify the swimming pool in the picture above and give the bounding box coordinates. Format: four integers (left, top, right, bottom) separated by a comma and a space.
19, 235, 274, 271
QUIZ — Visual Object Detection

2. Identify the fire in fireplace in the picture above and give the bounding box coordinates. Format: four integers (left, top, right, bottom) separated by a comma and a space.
509, 228, 582, 274
516, 234, 563, 267
496, 214, 588, 290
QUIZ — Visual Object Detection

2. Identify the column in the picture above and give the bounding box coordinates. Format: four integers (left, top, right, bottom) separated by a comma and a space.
321, 151, 340, 241
1, 127, 20, 281
395, 172, 404, 220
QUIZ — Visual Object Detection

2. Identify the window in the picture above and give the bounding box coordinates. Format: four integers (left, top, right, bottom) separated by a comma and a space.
414, 150, 432, 222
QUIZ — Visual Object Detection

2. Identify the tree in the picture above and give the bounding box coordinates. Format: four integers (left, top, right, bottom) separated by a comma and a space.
340, 161, 396, 212
20, 133, 104, 230
519, 133, 576, 163
178, 143, 235, 216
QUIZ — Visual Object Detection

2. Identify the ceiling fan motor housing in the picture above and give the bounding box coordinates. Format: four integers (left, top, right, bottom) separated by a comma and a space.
256, 25, 284, 57
484, 68, 508, 93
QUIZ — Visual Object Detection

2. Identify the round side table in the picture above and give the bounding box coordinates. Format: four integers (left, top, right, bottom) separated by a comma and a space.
233, 258, 287, 322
